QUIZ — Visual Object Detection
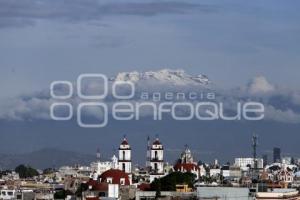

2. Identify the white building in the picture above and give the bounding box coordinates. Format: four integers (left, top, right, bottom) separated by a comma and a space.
210, 168, 221, 177
118, 136, 132, 174
0, 189, 17, 200
90, 155, 119, 179
149, 137, 165, 182
282, 157, 292, 165
278, 168, 294, 183
150, 137, 164, 174
234, 158, 263, 169
221, 166, 230, 177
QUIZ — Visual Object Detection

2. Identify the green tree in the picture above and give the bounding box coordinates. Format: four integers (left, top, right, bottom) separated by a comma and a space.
154, 179, 161, 199
54, 190, 66, 199
15, 164, 39, 178
150, 172, 196, 192
75, 183, 88, 197
43, 168, 55, 174
54, 189, 73, 199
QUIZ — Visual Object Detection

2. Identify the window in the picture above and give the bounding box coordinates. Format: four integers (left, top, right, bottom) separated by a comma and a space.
99, 192, 105, 197
122, 163, 126, 171
154, 163, 158, 171
7, 192, 13, 196
107, 177, 112, 183
155, 151, 158, 159
123, 151, 125, 160
120, 178, 125, 185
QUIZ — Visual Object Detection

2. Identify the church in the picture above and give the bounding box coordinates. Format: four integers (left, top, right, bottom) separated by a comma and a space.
90, 136, 201, 184
174, 145, 201, 180
90, 136, 168, 183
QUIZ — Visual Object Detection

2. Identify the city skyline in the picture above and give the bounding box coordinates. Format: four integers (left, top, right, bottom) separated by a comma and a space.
1, 0, 300, 166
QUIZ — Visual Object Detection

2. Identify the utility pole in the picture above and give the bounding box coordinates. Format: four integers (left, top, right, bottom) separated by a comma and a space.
252, 134, 258, 180
146, 136, 151, 167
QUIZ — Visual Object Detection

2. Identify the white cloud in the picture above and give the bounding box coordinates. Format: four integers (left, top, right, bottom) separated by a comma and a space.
0, 70, 299, 124
247, 76, 275, 95
264, 105, 300, 124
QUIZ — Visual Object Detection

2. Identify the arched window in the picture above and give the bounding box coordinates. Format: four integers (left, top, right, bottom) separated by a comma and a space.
122, 163, 125, 171
155, 151, 158, 160
123, 151, 125, 160
154, 163, 158, 171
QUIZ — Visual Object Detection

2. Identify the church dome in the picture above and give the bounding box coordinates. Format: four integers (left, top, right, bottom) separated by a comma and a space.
121, 138, 129, 145
153, 138, 161, 145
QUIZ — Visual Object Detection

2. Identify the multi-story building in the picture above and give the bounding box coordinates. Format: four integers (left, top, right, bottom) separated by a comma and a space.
273, 147, 281, 163
282, 157, 292, 165
90, 155, 118, 180
150, 137, 164, 174
118, 136, 132, 174
262, 154, 268, 167
234, 158, 263, 169
149, 137, 165, 182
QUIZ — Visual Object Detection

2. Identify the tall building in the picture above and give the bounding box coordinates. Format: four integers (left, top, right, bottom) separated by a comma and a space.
273, 147, 281, 163
262, 154, 268, 167
234, 158, 263, 169
150, 137, 164, 174
118, 136, 132, 174
149, 137, 165, 183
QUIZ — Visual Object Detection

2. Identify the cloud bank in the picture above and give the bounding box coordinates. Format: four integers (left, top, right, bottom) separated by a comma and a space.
0, 0, 216, 28
1, 69, 300, 124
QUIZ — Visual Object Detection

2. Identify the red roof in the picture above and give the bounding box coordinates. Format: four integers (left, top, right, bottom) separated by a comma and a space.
121, 139, 129, 145
174, 163, 199, 172
93, 183, 108, 191
86, 197, 99, 200
86, 180, 108, 191
100, 169, 130, 185
153, 139, 161, 145
138, 183, 151, 191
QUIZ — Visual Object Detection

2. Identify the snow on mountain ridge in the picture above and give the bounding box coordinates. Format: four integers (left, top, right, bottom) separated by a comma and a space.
110, 69, 210, 86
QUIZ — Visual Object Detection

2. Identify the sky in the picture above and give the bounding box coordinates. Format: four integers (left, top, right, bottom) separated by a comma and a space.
1, 0, 300, 99
0, 0, 300, 165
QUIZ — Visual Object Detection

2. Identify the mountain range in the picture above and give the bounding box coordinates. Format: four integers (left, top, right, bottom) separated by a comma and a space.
109, 69, 210, 86
0, 148, 96, 170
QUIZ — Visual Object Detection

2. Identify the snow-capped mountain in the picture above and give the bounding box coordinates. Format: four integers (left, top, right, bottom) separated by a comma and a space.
109, 69, 210, 86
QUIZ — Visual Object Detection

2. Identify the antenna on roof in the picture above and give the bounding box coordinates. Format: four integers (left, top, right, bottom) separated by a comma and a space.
146, 136, 151, 167
252, 133, 259, 180
96, 147, 101, 161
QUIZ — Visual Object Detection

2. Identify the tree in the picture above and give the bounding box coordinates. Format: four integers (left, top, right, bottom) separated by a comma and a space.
75, 183, 88, 197
43, 168, 55, 174
150, 172, 196, 191
54, 189, 73, 199
154, 179, 161, 199
15, 164, 39, 178
0, 170, 12, 178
